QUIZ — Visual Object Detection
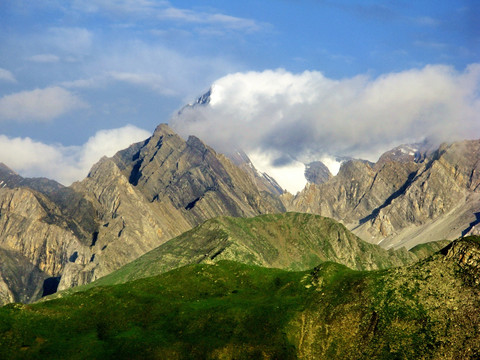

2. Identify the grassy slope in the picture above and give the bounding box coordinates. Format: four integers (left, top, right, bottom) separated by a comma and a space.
89, 212, 426, 287
1, 237, 479, 359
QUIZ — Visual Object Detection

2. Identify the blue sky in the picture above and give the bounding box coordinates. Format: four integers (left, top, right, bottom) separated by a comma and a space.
0, 0, 479, 190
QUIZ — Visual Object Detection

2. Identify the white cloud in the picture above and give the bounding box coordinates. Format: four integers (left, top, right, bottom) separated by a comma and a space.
0, 68, 16, 83
249, 150, 306, 194
0, 87, 87, 122
28, 54, 61, 63
171, 64, 480, 190
0, 125, 151, 185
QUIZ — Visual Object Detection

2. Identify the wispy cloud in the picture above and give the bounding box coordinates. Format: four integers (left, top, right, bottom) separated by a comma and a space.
0, 68, 16, 83
0, 125, 151, 185
47, 27, 93, 56
72, 0, 265, 33
0, 87, 87, 122
414, 41, 448, 49
28, 54, 61, 63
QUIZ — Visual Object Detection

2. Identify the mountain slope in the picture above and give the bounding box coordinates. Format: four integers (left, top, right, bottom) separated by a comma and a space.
1, 237, 478, 359
86, 212, 441, 287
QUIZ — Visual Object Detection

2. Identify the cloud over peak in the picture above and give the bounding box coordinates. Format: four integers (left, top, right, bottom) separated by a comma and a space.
172, 64, 480, 164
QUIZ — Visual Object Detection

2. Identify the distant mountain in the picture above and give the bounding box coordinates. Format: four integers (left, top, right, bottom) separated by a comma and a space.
1, 117, 479, 306
3, 236, 479, 359
227, 149, 284, 195
286, 139, 480, 249
304, 161, 332, 184
82, 212, 446, 287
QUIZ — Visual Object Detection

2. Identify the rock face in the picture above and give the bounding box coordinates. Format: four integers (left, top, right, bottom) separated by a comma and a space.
286, 140, 480, 249
0, 167, 95, 305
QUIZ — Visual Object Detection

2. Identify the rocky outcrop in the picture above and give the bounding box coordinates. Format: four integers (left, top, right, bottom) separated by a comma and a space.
443, 236, 480, 284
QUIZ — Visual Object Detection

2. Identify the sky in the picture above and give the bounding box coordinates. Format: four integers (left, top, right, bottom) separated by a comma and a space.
0, 1, 479, 192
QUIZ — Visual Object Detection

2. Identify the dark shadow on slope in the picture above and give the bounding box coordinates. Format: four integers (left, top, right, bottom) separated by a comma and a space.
462, 212, 480, 237
42, 277, 61, 297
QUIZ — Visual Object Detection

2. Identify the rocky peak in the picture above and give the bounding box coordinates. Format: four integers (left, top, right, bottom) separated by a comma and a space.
153, 123, 177, 137
305, 161, 332, 185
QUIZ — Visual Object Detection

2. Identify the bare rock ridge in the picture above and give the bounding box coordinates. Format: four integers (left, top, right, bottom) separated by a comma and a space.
286, 139, 480, 249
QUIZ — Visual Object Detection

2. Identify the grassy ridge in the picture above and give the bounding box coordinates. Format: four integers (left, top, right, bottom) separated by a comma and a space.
1, 238, 479, 359
88, 212, 424, 287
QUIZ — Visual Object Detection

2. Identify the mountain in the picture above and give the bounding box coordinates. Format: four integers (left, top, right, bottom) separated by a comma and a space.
286, 139, 480, 249
78, 212, 445, 288
59, 124, 285, 290
227, 149, 284, 195
0, 125, 286, 304
1, 236, 478, 359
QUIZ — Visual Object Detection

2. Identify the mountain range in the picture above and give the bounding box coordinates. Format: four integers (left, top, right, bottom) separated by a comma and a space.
0, 121, 480, 305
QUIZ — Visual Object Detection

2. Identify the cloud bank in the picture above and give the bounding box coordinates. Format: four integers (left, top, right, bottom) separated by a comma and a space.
170, 64, 480, 192
0, 87, 86, 122
172, 64, 480, 163
0, 125, 151, 185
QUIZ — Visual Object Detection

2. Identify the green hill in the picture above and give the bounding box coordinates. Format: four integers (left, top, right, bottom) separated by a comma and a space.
0, 236, 479, 359
90, 212, 429, 287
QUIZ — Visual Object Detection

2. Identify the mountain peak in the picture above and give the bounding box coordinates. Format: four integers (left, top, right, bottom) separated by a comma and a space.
153, 123, 177, 137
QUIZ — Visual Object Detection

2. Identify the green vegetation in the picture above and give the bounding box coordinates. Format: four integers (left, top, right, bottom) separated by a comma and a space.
1, 237, 479, 359
85, 212, 424, 288
0, 261, 311, 359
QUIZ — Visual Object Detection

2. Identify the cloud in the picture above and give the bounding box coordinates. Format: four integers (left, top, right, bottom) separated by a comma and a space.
0, 87, 87, 122
0, 68, 16, 83
0, 125, 151, 185
171, 64, 480, 179
158, 7, 262, 32
72, 0, 264, 33
28, 54, 61, 63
